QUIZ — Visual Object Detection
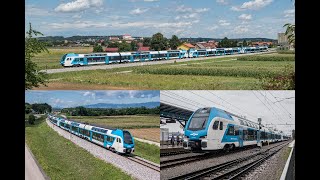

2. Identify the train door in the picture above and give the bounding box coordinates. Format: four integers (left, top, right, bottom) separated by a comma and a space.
114, 137, 121, 152
238, 128, 244, 147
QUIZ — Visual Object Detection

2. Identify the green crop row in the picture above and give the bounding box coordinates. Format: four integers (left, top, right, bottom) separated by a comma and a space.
135, 66, 285, 78
237, 55, 295, 61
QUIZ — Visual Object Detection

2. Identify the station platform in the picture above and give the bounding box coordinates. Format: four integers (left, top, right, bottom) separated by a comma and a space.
280, 140, 295, 180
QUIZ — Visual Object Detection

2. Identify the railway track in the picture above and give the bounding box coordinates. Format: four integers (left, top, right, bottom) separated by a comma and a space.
161, 144, 264, 169
168, 141, 290, 180
161, 150, 191, 157
127, 156, 160, 172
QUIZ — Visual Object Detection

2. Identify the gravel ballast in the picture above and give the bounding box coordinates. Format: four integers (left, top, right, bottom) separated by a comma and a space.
46, 119, 160, 180
160, 141, 289, 179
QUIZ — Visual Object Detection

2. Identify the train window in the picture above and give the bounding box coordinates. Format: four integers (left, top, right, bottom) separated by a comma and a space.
212, 121, 219, 130
187, 108, 211, 130
234, 126, 239, 135
124, 131, 133, 144
219, 122, 223, 130
227, 125, 235, 135
119, 138, 122, 143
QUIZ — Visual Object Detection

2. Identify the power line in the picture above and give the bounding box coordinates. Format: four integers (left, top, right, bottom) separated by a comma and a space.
257, 91, 287, 124
164, 91, 208, 108
187, 90, 252, 120
206, 91, 257, 120
161, 92, 199, 110
268, 91, 294, 121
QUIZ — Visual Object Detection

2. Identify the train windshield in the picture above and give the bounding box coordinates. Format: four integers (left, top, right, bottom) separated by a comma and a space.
187, 108, 211, 131
61, 54, 67, 61
123, 131, 133, 144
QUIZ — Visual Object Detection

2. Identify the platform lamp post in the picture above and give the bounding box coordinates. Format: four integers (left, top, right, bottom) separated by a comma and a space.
258, 118, 262, 148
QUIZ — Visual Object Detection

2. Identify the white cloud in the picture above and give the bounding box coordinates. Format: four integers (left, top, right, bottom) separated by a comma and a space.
26, 5, 52, 16
216, 0, 228, 5
234, 25, 249, 34
284, 9, 295, 17
144, 0, 159, 2
176, 5, 209, 13
219, 20, 230, 26
238, 14, 252, 20
83, 91, 92, 96
231, 0, 273, 11
54, 0, 103, 12
207, 25, 219, 31
130, 8, 149, 15
72, 14, 82, 18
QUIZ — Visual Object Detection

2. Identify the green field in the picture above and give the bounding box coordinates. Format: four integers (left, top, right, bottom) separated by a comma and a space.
33, 47, 92, 70
134, 140, 160, 164
44, 53, 295, 90
25, 116, 133, 180
68, 115, 159, 129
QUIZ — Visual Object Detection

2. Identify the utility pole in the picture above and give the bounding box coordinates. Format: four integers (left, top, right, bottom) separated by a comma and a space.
258, 118, 262, 148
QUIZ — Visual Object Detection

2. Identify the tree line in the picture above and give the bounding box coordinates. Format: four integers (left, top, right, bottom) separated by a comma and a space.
93, 33, 182, 52
25, 103, 52, 114
61, 106, 160, 116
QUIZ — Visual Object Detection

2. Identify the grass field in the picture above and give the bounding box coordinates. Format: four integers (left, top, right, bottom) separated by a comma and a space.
134, 140, 160, 164
36, 53, 294, 90
33, 47, 92, 70
69, 115, 159, 129
69, 115, 160, 142
25, 116, 133, 180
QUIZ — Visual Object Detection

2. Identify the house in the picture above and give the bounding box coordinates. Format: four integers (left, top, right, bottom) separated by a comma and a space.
122, 34, 133, 40
251, 41, 273, 46
105, 48, 119, 52
195, 41, 218, 49
137, 46, 150, 51
177, 43, 195, 51
109, 36, 119, 41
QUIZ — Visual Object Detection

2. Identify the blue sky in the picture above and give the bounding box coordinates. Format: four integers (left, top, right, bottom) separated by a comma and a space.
25, 0, 295, 39
25, 90, 160, 108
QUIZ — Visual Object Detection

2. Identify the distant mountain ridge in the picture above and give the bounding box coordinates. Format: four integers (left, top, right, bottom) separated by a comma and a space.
82, 102, 159, 109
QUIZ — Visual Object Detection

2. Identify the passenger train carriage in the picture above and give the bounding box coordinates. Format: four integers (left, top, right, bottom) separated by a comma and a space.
60, 46, 268, 67
183, 107, 288, 152
48, 114, 135, 154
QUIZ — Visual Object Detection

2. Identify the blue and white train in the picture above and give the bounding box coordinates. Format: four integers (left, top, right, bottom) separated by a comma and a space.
183, 107, 289, 152
60, 46, 268, 67
48, 114, 135, 154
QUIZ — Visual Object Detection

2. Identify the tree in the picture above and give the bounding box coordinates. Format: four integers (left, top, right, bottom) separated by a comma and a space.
150, 33, 168, 51
243, 40, 248, 46
169, 35, 181, 50
25, 103, 32, 114
25, 23, 48, 89
283, 23, 295, 47
119, 41, 131, 52
143, 37, 151, 47
93, 44, 103, 52
283, 0, 295, 48
130, 41, 138, 51
29, 114, 36, 125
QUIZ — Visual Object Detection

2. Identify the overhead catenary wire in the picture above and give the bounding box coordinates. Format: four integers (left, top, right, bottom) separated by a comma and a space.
257, 91, 287, 124
206, 91, 258, 120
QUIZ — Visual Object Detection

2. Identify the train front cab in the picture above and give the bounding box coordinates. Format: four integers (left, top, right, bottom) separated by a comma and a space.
183, 107, 234, 151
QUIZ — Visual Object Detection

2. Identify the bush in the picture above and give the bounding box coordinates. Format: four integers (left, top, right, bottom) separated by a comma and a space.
93, 45, 103, 52
260, 65, 295, 90
29, 114, 36, 125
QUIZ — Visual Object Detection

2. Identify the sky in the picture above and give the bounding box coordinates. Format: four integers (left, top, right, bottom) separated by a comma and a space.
160, 90, 295, 135
25, 90, 160, 108
25, 0, 295, 39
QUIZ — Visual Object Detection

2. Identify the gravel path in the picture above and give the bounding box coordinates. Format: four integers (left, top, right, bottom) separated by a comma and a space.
160, 141, 288, 180
243, 141, 293, 180
41, 51, 275, 74
134, 137, 160, 147
46, 119, 160, 180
